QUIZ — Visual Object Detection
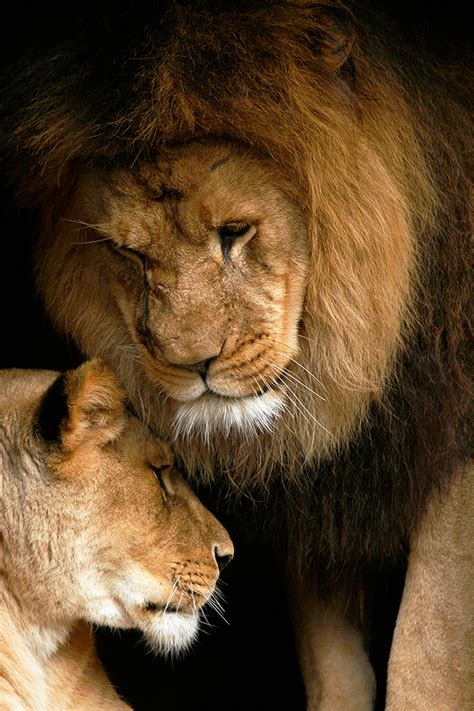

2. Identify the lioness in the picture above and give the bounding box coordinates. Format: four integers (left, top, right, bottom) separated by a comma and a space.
0, 360, 233, 710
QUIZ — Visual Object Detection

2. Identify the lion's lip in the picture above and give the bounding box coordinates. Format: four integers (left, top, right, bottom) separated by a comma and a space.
198, 386, 272, 401
204, 372, 287, 399
164, 377, 286, 403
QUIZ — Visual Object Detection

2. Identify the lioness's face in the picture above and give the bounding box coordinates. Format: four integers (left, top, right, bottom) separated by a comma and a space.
63, 417, 233, 654
0, 363, 233, 655
73, 141, 309, 435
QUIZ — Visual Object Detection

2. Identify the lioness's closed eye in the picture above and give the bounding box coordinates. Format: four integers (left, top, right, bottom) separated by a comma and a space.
0, 359, 233, 710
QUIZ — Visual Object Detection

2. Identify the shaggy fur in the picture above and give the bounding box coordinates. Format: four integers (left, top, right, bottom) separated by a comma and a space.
0, 1, 472, 578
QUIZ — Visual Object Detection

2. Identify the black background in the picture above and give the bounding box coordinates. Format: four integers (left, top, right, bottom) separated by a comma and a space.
0, 3, 471, 710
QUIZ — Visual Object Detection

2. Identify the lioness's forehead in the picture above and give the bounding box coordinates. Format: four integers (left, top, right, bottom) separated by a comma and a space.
114, 414, 174, 465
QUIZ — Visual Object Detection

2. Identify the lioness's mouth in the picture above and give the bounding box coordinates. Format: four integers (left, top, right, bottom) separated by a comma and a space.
144, 601, 181, 613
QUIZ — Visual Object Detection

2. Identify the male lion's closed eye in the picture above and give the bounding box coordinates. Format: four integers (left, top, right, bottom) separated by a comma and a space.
112, 242, 145, 263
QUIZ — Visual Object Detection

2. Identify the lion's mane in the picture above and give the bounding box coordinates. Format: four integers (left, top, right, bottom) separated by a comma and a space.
0, 1, 472, 572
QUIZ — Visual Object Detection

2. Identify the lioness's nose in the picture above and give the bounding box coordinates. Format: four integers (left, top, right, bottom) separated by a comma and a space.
213, 544, 234, 572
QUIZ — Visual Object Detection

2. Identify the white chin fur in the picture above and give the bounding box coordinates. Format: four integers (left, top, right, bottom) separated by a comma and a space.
172, 391, 284, 439
142, 611, 199, 657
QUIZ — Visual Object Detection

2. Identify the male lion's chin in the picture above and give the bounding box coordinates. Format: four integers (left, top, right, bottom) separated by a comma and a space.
172, 391, 285, 440
141, 611, 199, 657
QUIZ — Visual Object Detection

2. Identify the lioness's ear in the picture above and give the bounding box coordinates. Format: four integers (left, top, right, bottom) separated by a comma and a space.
36, 359, 126, 452
62, 359, 126, 451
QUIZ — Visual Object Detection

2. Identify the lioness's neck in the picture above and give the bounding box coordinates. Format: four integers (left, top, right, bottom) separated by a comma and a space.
0, 584, 70, 660
0, 585, 70, 710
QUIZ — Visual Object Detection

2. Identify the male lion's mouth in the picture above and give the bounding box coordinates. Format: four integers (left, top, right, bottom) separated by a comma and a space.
136, 332, 291, 437
137, 324, 293, 404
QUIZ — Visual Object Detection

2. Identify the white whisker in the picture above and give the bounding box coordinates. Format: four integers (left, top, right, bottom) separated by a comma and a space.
163, 578, 179, 615
262, 362, 332, 437
203, 595, 230, 626
286, 388, 335, 439
71, 237, 114, 245
272, 348, 327, 390
261, 357, 325, 402
279, 367, 326, 402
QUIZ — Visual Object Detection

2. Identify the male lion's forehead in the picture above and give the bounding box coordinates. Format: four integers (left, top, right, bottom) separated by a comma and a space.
210, 157, 230, 172
153, 142, 242, 180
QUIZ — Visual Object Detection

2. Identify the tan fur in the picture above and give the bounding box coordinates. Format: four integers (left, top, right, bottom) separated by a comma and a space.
386, 466, 474, 710
0, 361, 233, 710
289, 578, 375, 711
45, 624, 130, 710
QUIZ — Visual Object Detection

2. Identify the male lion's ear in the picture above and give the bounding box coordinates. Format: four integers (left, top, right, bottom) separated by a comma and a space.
60, 359, 126, 452
299, 2, 355, 73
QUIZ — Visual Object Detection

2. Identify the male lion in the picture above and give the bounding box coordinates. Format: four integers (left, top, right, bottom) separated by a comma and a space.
0, 1, 472, 708
0, 360, 233, 710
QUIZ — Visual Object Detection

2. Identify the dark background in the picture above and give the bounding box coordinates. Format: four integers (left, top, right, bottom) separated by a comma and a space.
0, 3, 471, 710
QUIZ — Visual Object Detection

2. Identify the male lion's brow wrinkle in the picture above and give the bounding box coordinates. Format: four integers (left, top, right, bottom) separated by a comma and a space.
155, 186, 184, 201
210, 157, 229, 171
134, 172, 184, 201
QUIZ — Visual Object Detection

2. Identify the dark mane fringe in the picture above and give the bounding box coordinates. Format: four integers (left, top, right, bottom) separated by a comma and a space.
0, 1, 472, 571
0, 1, 394, 201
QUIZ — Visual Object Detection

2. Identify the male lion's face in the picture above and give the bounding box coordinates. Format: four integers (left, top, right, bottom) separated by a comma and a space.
73, 142, 310, 436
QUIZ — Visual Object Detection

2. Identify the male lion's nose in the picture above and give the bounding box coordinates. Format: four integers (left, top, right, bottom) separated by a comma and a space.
158, 340, 223, 370
213, 545, 234, 572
